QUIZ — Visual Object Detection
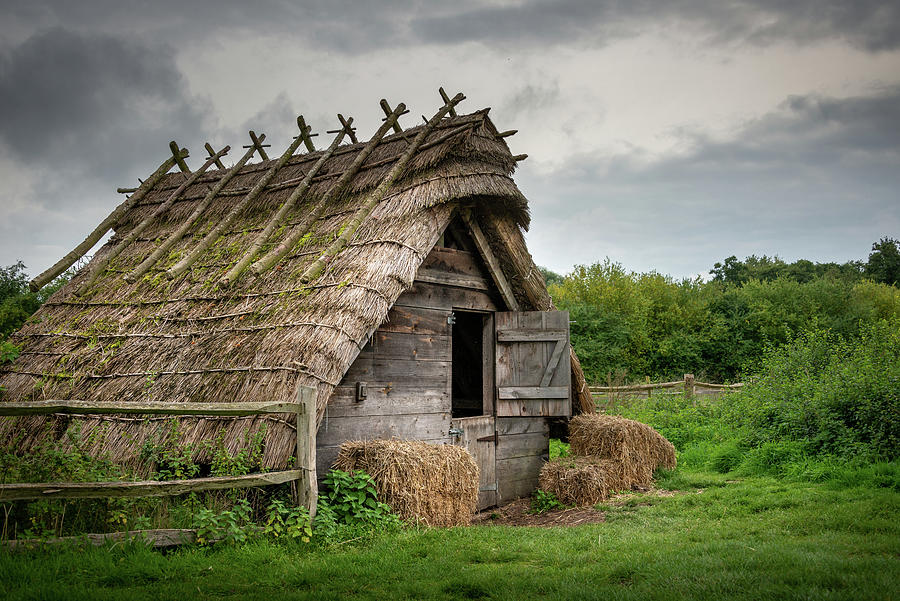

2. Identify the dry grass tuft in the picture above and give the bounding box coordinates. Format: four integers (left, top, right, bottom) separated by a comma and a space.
334, 438, 478, 527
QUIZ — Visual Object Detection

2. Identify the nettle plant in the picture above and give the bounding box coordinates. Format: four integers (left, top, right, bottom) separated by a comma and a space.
318, 469, 400, 527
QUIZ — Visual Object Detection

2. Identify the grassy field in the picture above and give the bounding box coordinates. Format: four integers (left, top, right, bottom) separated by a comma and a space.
2, 468, 897, 601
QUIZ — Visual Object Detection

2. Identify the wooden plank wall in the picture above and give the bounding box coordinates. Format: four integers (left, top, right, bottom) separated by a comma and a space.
496, 417, 549, 502
317, 246, 500, 477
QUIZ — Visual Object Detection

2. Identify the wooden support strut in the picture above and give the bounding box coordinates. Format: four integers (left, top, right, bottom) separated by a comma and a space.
460, 209, 520, 311
29, 148, 186, 291
380, 99, 406, 133
125, 140, 263, 283
439, 87, 457, 117
166, 132, 306, 280
300, 92, 466, 283
244, 130, 270, 161
169, 141, 191, 173
295, 116, 318, 152
498, 130, 517, 138
205, 143, 226, 169
219, 118, 351, 286
249, 104, 407, 276
77, 145, 231, 295
332, 114, 358, 143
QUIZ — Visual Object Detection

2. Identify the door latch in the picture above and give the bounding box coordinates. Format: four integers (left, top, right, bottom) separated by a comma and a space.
449, 427, 464, 438
447, 312, 456, 325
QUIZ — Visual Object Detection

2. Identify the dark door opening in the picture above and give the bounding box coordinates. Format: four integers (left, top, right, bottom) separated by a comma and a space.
452, 311, 487, 418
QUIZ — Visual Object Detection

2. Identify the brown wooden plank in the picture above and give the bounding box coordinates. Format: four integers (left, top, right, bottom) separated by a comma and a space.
372, 331, 450, 361
499, 477, 538, 503
4, 529, 200, 551
498, 387, 569, 399
378, 305, 449, 335
373, 358, 450, 384
540, 339, 567, 387
316, 412, 450, 447
415, 269, 490, 291
496, 329, 567, 342
0, 470, 302, 502
395, 282, 498, 312
295, 384, 317, 517
326, 388, 448, 418
496, 417, 550, 436
496, 455, 545, 483
420, 247, 488, 280
0, 400, 302, 417
496, 432, 549, 460
482, 313, 495, 415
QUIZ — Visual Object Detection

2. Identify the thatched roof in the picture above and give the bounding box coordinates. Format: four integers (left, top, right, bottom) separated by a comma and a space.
1, 101, 590, 469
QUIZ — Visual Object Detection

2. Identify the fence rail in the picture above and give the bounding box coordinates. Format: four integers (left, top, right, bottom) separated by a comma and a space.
589, 373, 743, 403
0, 387, 318, 515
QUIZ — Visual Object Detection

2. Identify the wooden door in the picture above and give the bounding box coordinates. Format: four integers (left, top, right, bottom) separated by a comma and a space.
450, 415, 497, 509
495, 311, 571, 417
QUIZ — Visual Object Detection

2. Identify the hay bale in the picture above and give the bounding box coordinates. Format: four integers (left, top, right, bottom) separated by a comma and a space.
333, 439, 478, 527
539, 456, 611, 506
567, 414, 676, 491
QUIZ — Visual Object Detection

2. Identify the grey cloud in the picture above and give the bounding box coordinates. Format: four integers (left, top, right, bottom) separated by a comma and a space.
411, 0, 900, 52
521, 87, 900, 277
0, 27, 211, 181
501, 83, 561, 120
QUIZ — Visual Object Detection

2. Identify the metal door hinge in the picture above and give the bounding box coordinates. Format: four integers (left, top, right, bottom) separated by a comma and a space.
447, 312, 456, 325
449, 427, 464, 437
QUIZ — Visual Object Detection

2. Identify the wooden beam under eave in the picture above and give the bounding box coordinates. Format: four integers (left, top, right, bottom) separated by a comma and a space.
460, 209, 521, 311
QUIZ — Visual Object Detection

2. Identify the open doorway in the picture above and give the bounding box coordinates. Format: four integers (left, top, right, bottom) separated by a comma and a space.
451, 311, 491, 418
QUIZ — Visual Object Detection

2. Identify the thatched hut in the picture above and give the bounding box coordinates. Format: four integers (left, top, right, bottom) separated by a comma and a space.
0, 92, 592, 509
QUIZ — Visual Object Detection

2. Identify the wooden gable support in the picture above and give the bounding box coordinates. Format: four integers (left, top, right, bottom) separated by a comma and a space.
205, 143, 226, 169
126, 140, 264, 283
169, 141, 191, 173
244, 130, 271, 161
166, 130, 307, 280
380, 99, 407, 133
220, 117, 352, 286
250, 104, 407, 276
300, 92, 466, 283
512, 154, 528, 162
78, 145, 231, 295
29, 148, 186, 291
460, 209, 520, 311
439, 87, 457, 117
295, 116, 319, 153
331, 114, 358, 144
498, 130, 517, 138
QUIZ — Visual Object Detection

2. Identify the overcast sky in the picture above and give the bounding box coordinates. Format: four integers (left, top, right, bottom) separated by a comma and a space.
1, 1, 898, 280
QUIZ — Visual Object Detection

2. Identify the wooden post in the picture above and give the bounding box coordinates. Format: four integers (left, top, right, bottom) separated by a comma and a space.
380, 99, 405, 133
684, 374, 695, 402
295, 385, 318, 518
645, 375, 651, 399
205, 143, 226, 169
170, 141, 191, 173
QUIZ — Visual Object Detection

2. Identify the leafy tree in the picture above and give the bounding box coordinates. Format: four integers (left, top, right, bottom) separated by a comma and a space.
539, 266, 564, 287
865, 237, 900, 286
0, 262, 72, 340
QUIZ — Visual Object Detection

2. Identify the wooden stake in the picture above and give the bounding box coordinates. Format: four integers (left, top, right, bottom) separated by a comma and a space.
205, 143, 226, 169
166, 132, 306, 280
220, 120, 350, 286
512, 154, 528, 162
337, 114, 358, 143
169, 141, 191, 173
439, 87, 457, 117
498, 130, 517, 138
296, 116, 318, 152
300, 92, 465, 282
245, 131, 270, 161
29, 150, 184, 291
684, 374, 695, 402
78, 145, 231, 294
380, 99, 405, 133
250, 104, 406, 276
126, 140, 263, 283
294, 385, 318, 516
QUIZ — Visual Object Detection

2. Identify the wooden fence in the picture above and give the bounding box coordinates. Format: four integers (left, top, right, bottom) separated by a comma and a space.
0, 385, 317, 548
590, 373, 743, 405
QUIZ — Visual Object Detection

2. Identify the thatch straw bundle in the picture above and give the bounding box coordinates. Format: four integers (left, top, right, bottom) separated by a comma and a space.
334, 439, 478, 527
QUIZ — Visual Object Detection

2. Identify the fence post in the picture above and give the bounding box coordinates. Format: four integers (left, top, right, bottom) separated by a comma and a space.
684, 374, 695, 403
645, 375, 651, 398
295, 385, 318, 518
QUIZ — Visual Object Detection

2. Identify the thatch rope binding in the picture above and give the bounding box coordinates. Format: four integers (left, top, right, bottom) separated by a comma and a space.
9, 364, 338, 385
126, 141, 264, 283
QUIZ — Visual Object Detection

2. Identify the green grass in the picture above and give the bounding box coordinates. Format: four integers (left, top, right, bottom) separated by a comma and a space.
2, 470, 898, 600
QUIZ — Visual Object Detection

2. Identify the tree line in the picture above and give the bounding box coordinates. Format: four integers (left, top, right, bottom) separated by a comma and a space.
543, 238, 900, 384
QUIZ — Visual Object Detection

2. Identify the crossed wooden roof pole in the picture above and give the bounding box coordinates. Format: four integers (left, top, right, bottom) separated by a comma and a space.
30, 89, 520, 295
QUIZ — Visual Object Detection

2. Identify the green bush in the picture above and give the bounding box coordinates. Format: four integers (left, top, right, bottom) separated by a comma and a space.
315, 469, 401, 539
